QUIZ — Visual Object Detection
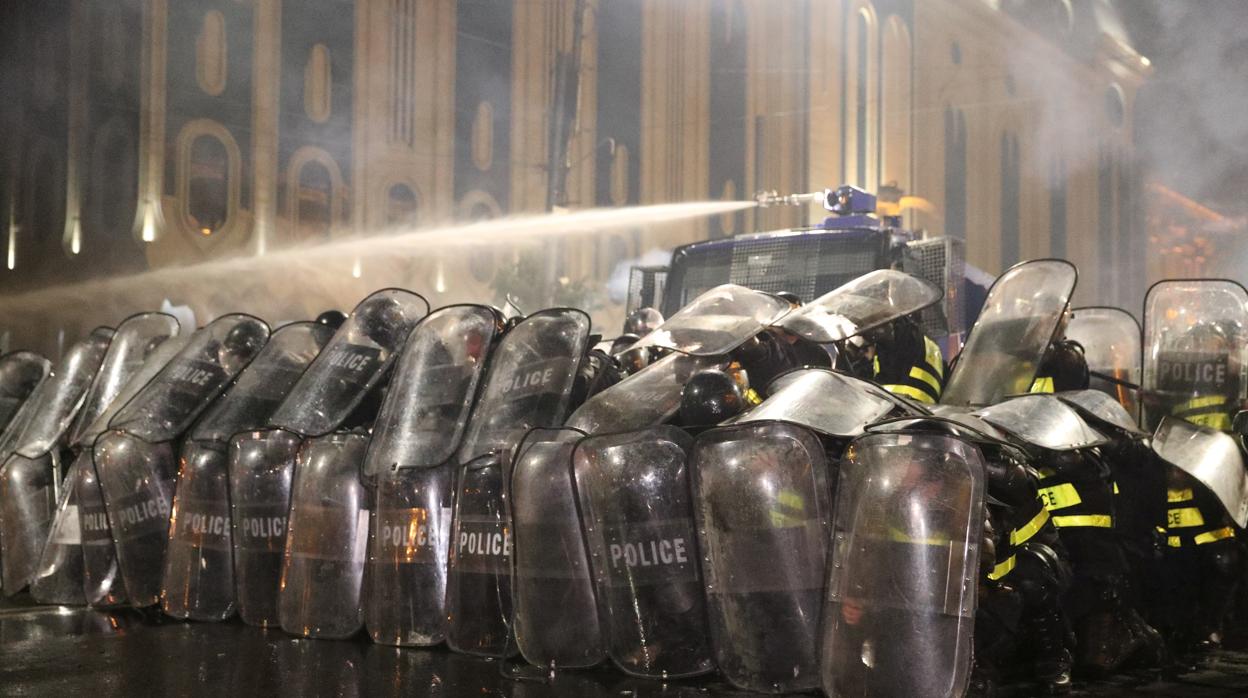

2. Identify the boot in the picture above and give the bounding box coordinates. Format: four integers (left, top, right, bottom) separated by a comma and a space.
1029, 608, 1073, 694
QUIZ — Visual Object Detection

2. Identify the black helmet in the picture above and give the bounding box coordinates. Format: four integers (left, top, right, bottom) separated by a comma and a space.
219, 321, 267, 368
679, 369, 745, 427
623, 307, 664, 336
316, 309, 348, 330
610, 334, 640, 356
1038, 339, 1089, 392
354, 295, 407, 348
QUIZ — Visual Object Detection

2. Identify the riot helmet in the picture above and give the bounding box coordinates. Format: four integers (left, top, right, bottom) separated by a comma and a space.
316, 309, 348, 330
219, 321, 268, 371
355, 295, 408, 348
679, 370, 745, 427
1037, 339, 1090, 392
610, 334, 641, 356
623, 307, 664, 336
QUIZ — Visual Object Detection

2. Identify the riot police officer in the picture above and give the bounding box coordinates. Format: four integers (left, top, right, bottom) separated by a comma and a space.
854, 314, 945, 404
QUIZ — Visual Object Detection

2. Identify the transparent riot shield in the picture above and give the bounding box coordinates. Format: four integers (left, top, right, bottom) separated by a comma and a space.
78, 452, 127, 607
690, 422, 833, 693
458, 308, 592, 462
565, 353, 726, 434
1142, 279, 1248, 432
776, 269, 943, 343
92, 431, 177, 607
0, 451, 57, 592
0, 351, 51, 433
365, 463, 453, 646
1066, 306, 1141, 418
362, 304, 500, 477
630, 284, 791, 356
161, 441, 235, 620
445, 454, 516, 657
67, 313, 181, 447
822, 432, 985, 698
189, 321, 334, 444
279, 432, 370, 638
109, 314, 271, 443
733, 368, 911, 437
29, 450, 90, 604
942, 259, 1078, 407
229, 429, 301, 627
1152, 417, 1248, 527
73, 333, 192, 450
1057, 389, 1147, 438
572, 426, 714, 679
270, 289, 429, 437
10, 327, 113, 460
975, 394, 1110, 451
510, 428, 603, 669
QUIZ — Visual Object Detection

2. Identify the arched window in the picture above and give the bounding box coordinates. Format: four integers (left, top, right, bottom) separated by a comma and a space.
85, 119, 138, 248
881, 16, 912, 198
845, 2, 879, 190
385, 183, 420, 227
294, 160, 333, 241
187, 135, 229, 236
1050, 157, 1068, 259
944, 107, 967, 239
1000, 133, 1021, 269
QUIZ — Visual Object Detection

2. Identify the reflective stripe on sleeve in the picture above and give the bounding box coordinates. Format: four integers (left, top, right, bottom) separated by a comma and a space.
909, 366, 942, 394
881, 383, 936, 404
1195, 526, 1236, 545
1051, 514, 1112, 528
924, 337, 945, 379
1009, 507, 1050, 546
988, 554, 1016, 581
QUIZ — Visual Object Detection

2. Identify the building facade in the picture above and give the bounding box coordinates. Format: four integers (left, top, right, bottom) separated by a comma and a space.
0, 0, 1150, 354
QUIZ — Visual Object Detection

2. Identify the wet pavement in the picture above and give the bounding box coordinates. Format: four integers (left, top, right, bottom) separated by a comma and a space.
2, 595, 1248, 696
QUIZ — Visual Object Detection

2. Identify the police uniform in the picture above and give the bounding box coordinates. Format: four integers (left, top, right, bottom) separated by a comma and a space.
872, 324, 945, 405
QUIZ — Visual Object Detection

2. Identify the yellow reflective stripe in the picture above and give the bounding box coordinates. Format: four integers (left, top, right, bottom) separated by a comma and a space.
1038, 483, 1082, 511
872, 355, 881, 376
1195, 526, 1236, 545
1166, 507, 1205, 529
1167, 536, 1182, 548
777, 491, 804, 511
887, 527, 950, 546
744, 388, 763, 407
1051, 514, 1113, 528
1113, 481, 1120, 495
988, 554, 1016, 580
1186, 412, 1231, 431
909, 365, 942, 394
882, 383, 936, 404
1009, 507, 1050, 546
770, 489, 806, 527
1180, 395, 1229, 410
1029, 376, 1055, 394
1167, 488, 1194, 503
1037, 467, 1056, 479
924, 337, 944, 378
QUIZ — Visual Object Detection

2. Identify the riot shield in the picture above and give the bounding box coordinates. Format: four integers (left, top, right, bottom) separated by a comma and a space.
1152, 417, 1248, 528
942, 259, 1078, 407
1066, 306, 1141, 418
11, 327, 113, 459
78, 452, 127, 607
974, 394, 1109, 451
109, 314, 271, 443
229, 429, 301, 627
362, 304, 500, 477
161, 441, 235, 620
690, 422, 833, 693
733, 368, 911, 437
365, 463, 453, 646
822, 432, 985, 698
74, 333, 192, 450
29, 450, 90, 604
630, 284, 791, 356
67, 313, 181, 447
92, 431, 177, 606
279, 432, 370, 639
270, 289, 429, 437
565, 353, 726, 434
458, 308, 592, 462
0, 451, 57, 592
510, 428, 603, 669
445, 453, 516, 657
0, 351, 51, 433
776, 269, 943, 343
1141, 279, 1248, 431
189, 321, 334, 444
1057, 389, 1147, 438
571, 426, 714, 679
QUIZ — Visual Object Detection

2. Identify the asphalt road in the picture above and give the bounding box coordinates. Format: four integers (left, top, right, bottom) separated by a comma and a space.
2, 600, 1247, 696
